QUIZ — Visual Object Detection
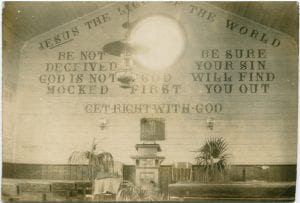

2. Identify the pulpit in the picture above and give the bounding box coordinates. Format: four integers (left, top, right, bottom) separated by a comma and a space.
131, 144, 165, 186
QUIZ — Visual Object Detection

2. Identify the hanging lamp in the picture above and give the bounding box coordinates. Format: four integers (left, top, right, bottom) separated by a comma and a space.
115, 2, 136, 89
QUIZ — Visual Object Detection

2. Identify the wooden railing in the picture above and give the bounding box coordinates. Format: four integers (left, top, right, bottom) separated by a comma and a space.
3, 163, 91, 180
171, 168, 192, 182
3, 162, 297, 183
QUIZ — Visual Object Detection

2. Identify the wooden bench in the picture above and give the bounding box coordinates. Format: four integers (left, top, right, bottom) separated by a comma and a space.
168, 182, 296, 200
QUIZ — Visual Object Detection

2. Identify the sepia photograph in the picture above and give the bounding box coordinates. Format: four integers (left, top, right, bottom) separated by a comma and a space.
2, 1, 298, 201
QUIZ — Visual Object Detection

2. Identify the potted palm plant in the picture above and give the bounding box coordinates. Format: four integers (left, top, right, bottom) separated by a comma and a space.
195, 137, 230, 182
68, 138, 114, 180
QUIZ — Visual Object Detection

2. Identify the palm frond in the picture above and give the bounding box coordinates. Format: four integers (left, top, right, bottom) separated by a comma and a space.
97, 152, 114, 172
68, 140, 115, 180
117, 181, 144, 201
195, 137, 231, 182
116, 180, 162, 201
68, 151, 90, 164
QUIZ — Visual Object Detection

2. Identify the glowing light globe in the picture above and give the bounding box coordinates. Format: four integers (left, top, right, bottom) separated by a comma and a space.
128, 16, 186, 70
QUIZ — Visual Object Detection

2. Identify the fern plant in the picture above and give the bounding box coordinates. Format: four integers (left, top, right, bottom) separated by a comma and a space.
116, 180, 164, 201
195, 137, 230, 182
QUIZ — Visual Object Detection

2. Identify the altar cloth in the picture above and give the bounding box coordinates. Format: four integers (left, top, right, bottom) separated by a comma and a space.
93, 178, 122, 195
